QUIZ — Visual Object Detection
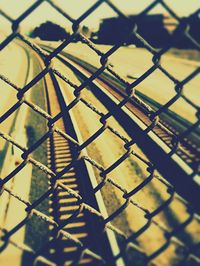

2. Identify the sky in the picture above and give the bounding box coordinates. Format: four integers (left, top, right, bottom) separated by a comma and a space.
0, 0, 199, 33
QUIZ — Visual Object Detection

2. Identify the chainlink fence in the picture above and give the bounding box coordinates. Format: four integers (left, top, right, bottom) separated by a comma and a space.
0, 0, 199, 265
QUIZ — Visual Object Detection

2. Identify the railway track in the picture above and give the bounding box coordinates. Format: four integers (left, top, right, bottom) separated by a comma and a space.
42, 69, 113, 265
55, 52, 199, 173
39, 45, 200, 169
38, 44, 200, 211
34, 46, 199, 214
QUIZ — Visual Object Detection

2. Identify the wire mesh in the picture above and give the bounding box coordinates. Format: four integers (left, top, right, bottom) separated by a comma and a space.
0, 0, 199, 265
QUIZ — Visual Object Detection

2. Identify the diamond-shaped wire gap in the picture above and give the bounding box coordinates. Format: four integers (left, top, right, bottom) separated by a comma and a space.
105, 0, 179, 50
108, 0, 156, 15
18, 1, 72, 45
0, 39, 29, 84
147, 237, 187, 265
22, 176, 82, 252
1, 0, 39, 43
0, 84, 21, 155
180, 71, 200, 112
103, 45, 153, 84
0, 0, 37, 20
0, 39, 30, 149
23, 209, 56, 265
162, 0, 200, 18
40, 0, 114, 62
50, 0, 132, 69
162, 196, 200, 245
0, 107, 35, 174
104, 152, 173, 216
119, 204, 189, 266
135, 68, 177, 109
0, 1, 47, 50
76, 1, 116, 35
60, 78, 106, 141
50, 0, 104, 21
98, 180, 175, 266
0, 13, 13, 42
160, 53, 200, 82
